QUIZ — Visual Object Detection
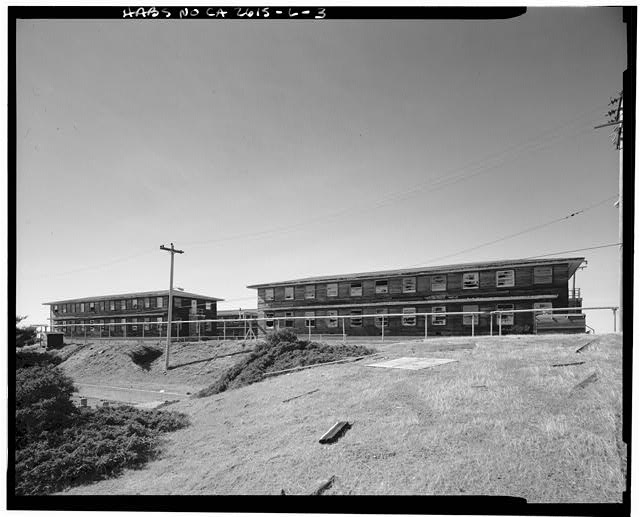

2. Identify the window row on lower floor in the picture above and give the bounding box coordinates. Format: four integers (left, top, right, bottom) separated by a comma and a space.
53, 317, 215, 333
264, 302, 553, 328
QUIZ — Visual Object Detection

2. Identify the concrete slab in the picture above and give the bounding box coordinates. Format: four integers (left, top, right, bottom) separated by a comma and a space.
367, 356, 457, 370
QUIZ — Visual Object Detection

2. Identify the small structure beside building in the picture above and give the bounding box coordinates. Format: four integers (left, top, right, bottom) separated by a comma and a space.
43, 290, 223, 339
216, 309, 259, 339
247, 256, 586, 337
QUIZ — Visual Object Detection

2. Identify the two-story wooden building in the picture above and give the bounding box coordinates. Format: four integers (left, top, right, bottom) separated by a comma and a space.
247, 257, 586, 337
43, 290, 223, 339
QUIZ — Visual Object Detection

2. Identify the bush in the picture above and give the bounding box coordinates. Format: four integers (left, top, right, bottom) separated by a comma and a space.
16, 316, 37, 348
127, 345, 163, 370
15, 365, 77, 448
16, 350, 63, 370
15, 406, 190, 495
264, 328, 299, 346
195, 337, 374, 397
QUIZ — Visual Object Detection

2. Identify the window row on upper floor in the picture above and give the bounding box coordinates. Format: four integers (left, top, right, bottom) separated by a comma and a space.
261, 266, 555, 302
52, 297, 215, 314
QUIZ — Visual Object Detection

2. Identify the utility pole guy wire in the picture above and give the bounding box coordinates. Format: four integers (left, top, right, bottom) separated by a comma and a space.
160, 243, 184, 372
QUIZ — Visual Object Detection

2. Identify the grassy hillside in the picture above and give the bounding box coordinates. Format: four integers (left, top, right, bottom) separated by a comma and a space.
58, 334, 625, 502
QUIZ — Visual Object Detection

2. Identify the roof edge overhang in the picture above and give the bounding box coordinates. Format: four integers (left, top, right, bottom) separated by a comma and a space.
247, 256, 587, 289
44, 290, 224, 306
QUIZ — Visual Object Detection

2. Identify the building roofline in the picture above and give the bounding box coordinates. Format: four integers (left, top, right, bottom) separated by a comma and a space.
43, 290, 224, 306
246, 256, 586, 289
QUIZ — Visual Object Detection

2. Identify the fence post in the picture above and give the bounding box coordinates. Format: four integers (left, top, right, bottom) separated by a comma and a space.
223, 320, 226, 340
198, 322, 201, 342
381, 315, 385, 342
124, 322, 127, 339
142, 324, 145, 340
308, 321, 311, 342
490, 313, 493, 336
342, 318, 346, 345
108, 324, 111, 339
499, 313, 502, 336
424, 314, 428, 341
84, 325, 87, 346
471, 314, 475, 337
613, 308, 617, 333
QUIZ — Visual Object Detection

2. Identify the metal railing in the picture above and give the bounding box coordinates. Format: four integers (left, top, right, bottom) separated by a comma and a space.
38, 305, 619, 346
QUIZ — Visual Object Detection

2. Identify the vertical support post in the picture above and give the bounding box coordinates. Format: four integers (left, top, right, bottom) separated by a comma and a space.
223, 320, 226, 340
342, 317, 346, 345
424, 314, 428, 341
499, 313, 502, 336
471, 314, 475, 337
198, 321, 201, 342
613, 308, 617, 333
308, 320, 311, 342
108, 324, 111, 339
490, 313, 493, 336
142, 324, 145, 340
124, 321, 127, 339
381, 315, 385, 342
84, 324, 87, 346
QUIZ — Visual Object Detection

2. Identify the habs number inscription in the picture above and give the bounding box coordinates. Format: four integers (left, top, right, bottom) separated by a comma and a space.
123, 7, 326, 19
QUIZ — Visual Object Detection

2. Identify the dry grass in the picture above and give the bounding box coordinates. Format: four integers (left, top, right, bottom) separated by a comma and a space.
58, 334, 624, 502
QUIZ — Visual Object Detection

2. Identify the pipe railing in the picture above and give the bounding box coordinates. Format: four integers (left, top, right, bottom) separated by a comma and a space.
43, 305, 619, 344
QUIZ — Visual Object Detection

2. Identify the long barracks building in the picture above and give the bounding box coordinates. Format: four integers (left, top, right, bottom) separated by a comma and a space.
247, 257, 586, 336
43, 290, 223, 338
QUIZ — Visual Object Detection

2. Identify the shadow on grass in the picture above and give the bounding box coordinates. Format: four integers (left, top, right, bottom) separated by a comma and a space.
167, 349, 253, 370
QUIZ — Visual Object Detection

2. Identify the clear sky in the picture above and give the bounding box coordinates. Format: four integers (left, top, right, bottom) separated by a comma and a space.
15, 7, 627, 332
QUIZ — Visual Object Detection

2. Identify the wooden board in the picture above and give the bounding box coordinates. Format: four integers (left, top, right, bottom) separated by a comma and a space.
368, 357, 457, 370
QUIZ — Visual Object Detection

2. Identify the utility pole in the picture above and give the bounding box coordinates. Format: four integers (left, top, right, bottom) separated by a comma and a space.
160, 243, 184, 372
595, 91, 623, 333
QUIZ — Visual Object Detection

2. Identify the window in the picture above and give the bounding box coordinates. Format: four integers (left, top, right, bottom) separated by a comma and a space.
533, 302, 553, 315
80, 303, 85, 312
350, 309, 363, 327
132, 318, 138, 331
265, 312, 275, 329
144, 317, 150, 330
375, 280, 389, 294
284, 287, 294, 300
402, 277, 416, 293
327, 283, 338, 297
121, 300, 126, 310
144, 298, 150, 308
533, 266, 553, 284
374, 308, 389, 328
89, 319, 94, 331
132, 299, 138, 309
53, 305, 58, 312
496, 304, 514, 325
109, 319, 115, 331
402, 307, 417, 326
265, 288, 274, 301
350, 283, 362, 297
157, 297, 164, 308
89, 302, 95, 312
462, 305, 479, 326
156, 316, 163, 330
462, 272, 479, 289
327, 310, 338, 328
284, 311, 294, 328
496, 270, 515, 288
205, 302, 212, 310
110, 300, 115, 311
431, 275, 447, 292
99, 301, 105, 312
62, 305, 67, 313
173, 297, 181, 307
432, 306, 446, 326
304, 311, 315, 327
304, 285, 316, 299
205, 321, 212, 331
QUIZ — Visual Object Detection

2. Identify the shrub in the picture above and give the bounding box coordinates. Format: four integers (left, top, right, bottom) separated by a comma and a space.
16, 350, 63, 370
264, 328, 299, 346
14, 406, 190, 495
127, 345, 163, 370
16, 316, 37, 348
15, 365, 77, 448
195, 339, 375, 397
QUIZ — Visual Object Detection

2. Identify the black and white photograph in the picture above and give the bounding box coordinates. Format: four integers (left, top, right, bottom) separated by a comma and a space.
8, 4, 634, 514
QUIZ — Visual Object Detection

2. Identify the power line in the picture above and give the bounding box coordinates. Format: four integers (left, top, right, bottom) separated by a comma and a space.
524, 243, 622, 259
184, 106, 606, 249
404, 194, 618, 268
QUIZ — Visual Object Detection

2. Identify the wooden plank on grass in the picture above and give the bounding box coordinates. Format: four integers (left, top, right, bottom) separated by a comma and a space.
319, 421, 351, 444
264, 353, 382, 377
552, 361, 586, 367
310, 475, 336, 495
571, 372, 598, 392
576, 339, 598, 354
282, 388, 319, 403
